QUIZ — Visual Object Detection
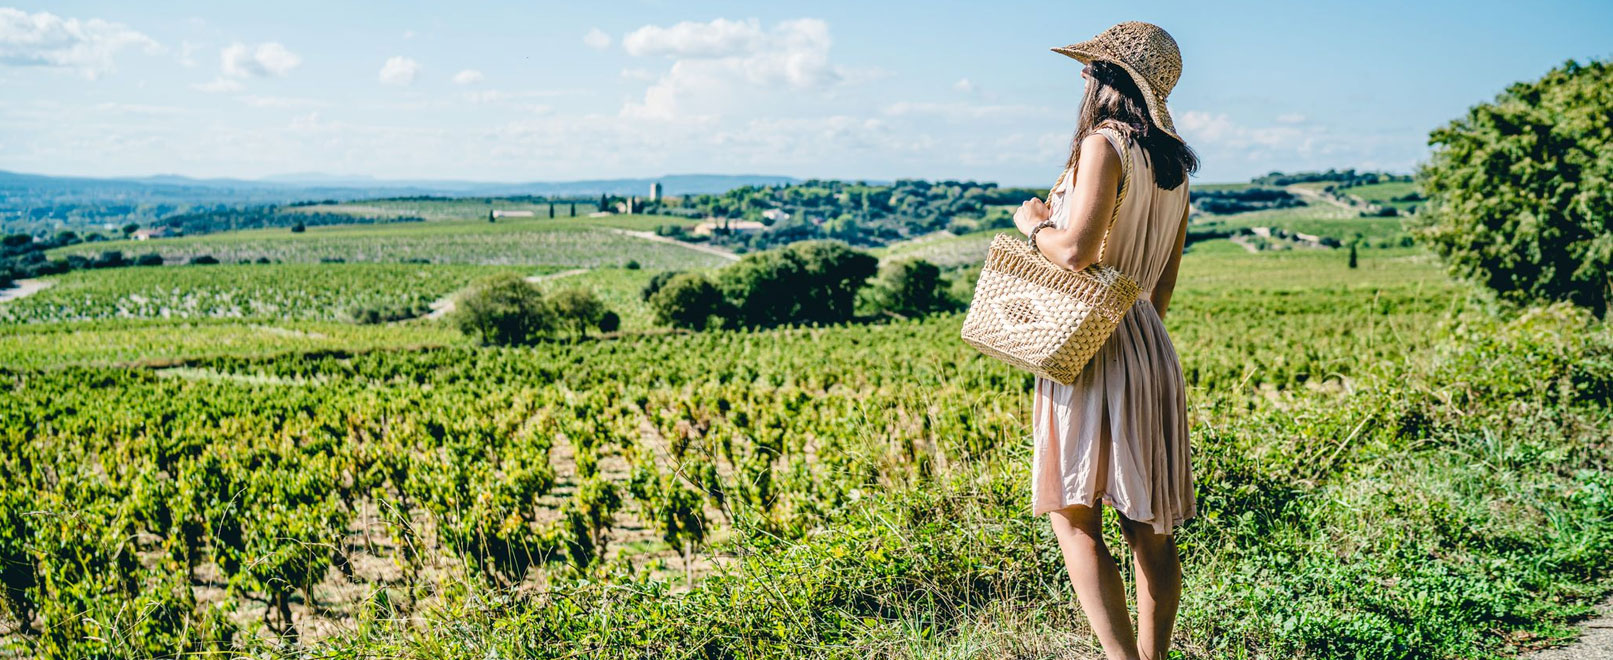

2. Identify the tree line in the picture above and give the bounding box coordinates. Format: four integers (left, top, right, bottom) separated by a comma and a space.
643, 241, 961, 331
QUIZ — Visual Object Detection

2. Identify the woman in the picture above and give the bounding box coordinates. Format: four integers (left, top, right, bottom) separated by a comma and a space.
1010, 21, 1199, 660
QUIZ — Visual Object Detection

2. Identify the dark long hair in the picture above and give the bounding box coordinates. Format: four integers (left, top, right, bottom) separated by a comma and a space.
1065, 60, 1197, 191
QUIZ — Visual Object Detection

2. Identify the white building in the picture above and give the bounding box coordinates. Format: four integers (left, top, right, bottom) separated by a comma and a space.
649, 181, 663, 202
761, 208, 790, 222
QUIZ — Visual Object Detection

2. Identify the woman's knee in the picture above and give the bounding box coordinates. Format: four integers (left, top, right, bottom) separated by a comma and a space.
1048, 503, 1105, 537
1117, 515, 1175, 554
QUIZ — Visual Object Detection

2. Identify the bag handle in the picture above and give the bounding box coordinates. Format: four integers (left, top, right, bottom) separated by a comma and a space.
1035, 127, 1132, 266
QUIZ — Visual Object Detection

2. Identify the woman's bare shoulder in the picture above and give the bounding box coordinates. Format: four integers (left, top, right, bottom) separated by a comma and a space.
1076, 133, 1122, 178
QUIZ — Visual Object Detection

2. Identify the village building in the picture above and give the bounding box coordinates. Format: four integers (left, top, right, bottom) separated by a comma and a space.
132, 227, 173, 240
761, 208, 790, 222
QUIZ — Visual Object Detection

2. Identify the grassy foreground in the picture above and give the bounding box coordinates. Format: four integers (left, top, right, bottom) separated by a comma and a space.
293, 307, 1612, 660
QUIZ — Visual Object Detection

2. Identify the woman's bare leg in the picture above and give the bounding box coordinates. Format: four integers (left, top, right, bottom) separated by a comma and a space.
1048, 504, 1140, 660
1119, 516, 1181, 660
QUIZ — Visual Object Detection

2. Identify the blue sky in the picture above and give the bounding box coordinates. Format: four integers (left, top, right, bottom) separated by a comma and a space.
1, 1, 1608, 185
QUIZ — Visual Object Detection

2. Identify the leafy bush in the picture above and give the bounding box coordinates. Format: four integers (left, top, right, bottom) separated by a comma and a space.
650, 273, 724, 330
549, 286, 607, 338
1416, 59, 1613, 317
187, 255, 219, 265
861, 257, 958, 318
345, 301, 432, 324
640, 270, 684, 302
717, 240, 877, 328
453, 273, 556, 345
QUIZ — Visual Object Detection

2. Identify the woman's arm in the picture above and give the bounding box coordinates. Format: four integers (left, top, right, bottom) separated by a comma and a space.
1151, 203, 1190, 321
1013, 133, 1122, 271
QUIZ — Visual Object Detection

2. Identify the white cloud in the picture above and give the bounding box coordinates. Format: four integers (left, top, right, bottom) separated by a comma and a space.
623, 17, 764, 58
236, 95, 325, 109
620, 18, 843, 120
954, 78, 975, 94
620, 67, 655, 81
0, 7, 160, 78
402, 30, 416, 40
378, 55, 419, 86
178, 40, 202, 68
191, 76, 244, 93
452, 68, 483, 85
1276, 112, 1307, 124
583, 27, 611, 50
221, 41, 299, 78
882, 101, 1055, 120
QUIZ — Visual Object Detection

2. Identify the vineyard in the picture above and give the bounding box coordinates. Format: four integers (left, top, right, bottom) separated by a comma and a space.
46, 216, 722, 270
0, 263, 536, 325
3, 161, 1613, 660
6, 225, 1613, 658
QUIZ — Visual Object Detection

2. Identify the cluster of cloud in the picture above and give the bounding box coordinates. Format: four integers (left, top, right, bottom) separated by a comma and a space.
222, 41, 299, 78
378, 55, 419, 86
0, 7, 159, 78
617, 17, 844, 120
0, 7, 1404, 182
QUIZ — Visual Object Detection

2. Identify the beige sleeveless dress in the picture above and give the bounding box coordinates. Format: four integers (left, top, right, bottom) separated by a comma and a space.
1031, 129, 1196, 535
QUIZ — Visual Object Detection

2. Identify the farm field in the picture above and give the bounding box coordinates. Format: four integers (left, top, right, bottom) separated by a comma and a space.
7, 216, 1613, 659
46, 215, 722, 269
1342, 180, 1423, 212
0, 262, 538, 325
4, 178, 1612, 659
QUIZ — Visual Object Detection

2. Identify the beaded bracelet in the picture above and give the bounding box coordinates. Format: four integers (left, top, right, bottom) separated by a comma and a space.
1028, 220, 1058, 250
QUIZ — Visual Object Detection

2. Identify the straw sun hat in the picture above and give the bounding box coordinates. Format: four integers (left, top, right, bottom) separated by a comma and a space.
1052, 21, 1183, 141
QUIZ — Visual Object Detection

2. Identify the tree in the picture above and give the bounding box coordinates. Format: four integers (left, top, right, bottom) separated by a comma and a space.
549, 203, 555, 219
1415, 59, 1613, 317
641, 270, 685, 302
452, 273, 555, 345
864, 257, 955, 318
290, 221, 306, 233
651, 273, 724, 330
1348, 242, 1358, 269
598, 310, 621, 334
717, 241, 877, 328
121, 223, 139, 236
570, 202, 577, 217
549, 286, 607, 339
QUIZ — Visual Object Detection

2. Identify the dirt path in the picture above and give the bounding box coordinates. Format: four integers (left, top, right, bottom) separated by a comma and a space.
425, 268, 587, 319
1529, 598, 1613, 659
0, 278, 52, 304
1285, 185, 1355, 211
605, 228, 740, 262
1227, 236, 1262, 254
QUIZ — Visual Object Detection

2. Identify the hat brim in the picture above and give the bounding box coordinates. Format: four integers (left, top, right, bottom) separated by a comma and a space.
1051, 43, 1180, 142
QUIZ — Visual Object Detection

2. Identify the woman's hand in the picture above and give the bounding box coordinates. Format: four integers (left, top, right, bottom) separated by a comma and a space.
1013, 197, 1052, 237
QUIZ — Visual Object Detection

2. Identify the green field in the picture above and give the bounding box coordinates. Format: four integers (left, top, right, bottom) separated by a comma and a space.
0, 262, 537, 325
1343, 180, 1424, 212
3, 199, 1612, 659
48, 215, 724, 269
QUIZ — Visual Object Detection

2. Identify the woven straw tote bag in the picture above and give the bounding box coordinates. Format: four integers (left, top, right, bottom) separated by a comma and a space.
960, 127, 1139, 385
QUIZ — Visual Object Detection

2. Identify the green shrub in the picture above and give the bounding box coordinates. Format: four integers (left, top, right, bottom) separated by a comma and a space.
717, 240, 877, 328
549, 286, 607, 338
861, 257, 957, 318
1416, 59, 1613, 317
453, 273, 556, 345
651, 273, 723, 330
